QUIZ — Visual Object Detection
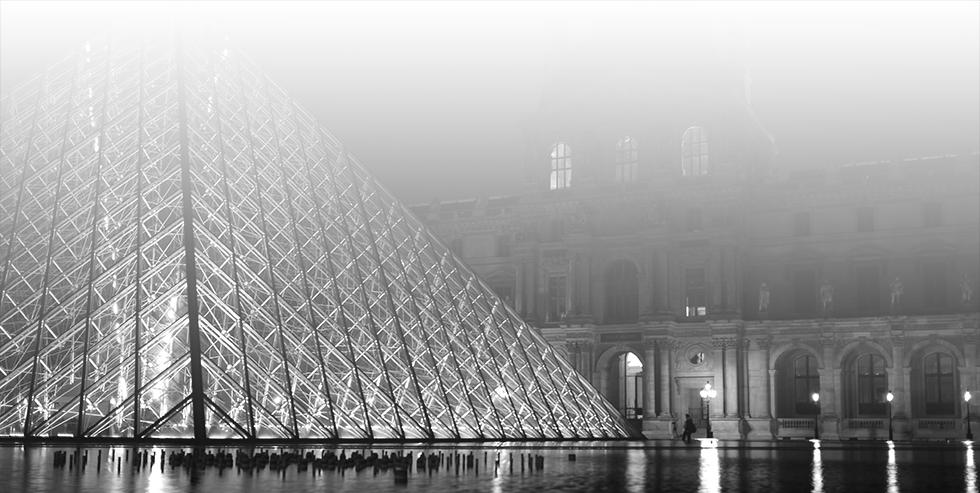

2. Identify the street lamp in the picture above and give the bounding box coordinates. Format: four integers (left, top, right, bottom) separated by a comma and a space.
965, 391, 973, 440
885, 391, 894, 441
700, 381, 717, 439
811, 392, 820, 439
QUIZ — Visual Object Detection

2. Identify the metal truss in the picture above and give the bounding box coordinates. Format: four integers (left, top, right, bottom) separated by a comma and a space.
0, 34, 628, 440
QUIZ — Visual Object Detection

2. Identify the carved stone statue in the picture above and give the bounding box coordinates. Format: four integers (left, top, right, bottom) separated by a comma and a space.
758, 282, 770, 313
890, 277, 904, 309
963, 274, 974, 305
820, 281, 834, 316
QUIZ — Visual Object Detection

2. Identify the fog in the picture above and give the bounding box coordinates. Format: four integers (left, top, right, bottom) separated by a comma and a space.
2, 1, 978, 202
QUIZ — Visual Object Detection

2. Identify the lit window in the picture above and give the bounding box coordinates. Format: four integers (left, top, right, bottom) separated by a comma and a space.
546, 274, 568, 322
549, 142, 572, 190
681, 126, 709, 176
615, 136, 638, 183
684, 268, 706, 317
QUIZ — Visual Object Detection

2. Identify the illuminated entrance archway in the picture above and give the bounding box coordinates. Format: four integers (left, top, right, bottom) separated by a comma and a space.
597, 349, 645, 422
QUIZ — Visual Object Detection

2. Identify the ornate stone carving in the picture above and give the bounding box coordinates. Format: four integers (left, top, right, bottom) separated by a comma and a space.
755, 337, 772, 350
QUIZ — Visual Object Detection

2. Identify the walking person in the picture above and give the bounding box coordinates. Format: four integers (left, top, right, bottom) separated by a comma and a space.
682, 414, 697, 443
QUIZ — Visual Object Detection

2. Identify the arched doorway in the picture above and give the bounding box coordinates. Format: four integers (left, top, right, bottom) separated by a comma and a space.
602, 351, 645, 424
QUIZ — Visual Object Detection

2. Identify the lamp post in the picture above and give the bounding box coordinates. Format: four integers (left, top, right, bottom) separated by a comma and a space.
885, 391, 894, 441
811, 392, 820, 439
700, 381, 717, 439
966, 391, 973, 440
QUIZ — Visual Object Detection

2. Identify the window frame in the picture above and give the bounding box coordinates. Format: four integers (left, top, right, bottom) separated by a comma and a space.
855, 353, 888, 416
923, 352, 955, 416
549, 142, 572, 190
684, 267, 707, 317
546, 274, 568, 322
793, 355, 821, 415
615, 136, 638, 184
681, 126, 709, 176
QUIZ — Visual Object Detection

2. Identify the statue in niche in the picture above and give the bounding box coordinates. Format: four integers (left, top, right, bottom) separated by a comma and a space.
962, 274, 974, 305
820, 281, 834, 317
758, 282, 770, 313
890, 277, 904, 310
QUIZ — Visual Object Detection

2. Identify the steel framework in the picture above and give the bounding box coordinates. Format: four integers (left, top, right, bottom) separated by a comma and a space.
0, 34, 628, 440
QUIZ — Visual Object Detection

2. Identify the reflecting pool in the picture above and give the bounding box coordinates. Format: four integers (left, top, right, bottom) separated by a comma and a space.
0, 440, 976, 492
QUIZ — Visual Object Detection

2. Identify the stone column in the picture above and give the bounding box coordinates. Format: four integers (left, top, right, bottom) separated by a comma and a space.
768, 369, 777, 419
660, 340, 676, 417
649, 250, 660, 313
643, 342, 657, 417
820, 334, 840, 418
744, 337, 774, 439
662, 250, 672, 313
724, 339, 739, 417
712, 339, 726, 417
752, 338, 772, 418
740, 337, 751, 417
890, 332, 909, 419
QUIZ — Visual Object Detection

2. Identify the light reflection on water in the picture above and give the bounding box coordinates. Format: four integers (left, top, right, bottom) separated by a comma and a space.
697, 444, 720, 493
0, 441, 977, 492
811, 440, 823, 493
887, 441, 898, 493
624, 448, 646, 493
967, 442, 976, 493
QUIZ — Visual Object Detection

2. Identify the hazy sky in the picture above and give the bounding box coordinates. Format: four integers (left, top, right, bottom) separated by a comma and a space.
2, 1, 978, 203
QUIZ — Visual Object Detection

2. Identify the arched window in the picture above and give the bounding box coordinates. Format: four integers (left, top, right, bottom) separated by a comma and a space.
855, 353, 887, 416
605, 260, 638, 323
923, 352, 955, 415
549, 142, 572, 190
681, 126, 709, 176
615, 136, 638, 183
775, 350, 819, 417
794, 355, 820, 415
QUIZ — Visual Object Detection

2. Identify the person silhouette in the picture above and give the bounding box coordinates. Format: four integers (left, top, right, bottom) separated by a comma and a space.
682, 414, 697, 443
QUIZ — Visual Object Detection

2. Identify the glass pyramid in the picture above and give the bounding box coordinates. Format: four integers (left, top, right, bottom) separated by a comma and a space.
0, 34, 628, 440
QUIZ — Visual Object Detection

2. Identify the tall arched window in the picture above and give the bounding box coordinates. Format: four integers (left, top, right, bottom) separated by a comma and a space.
550, 142, 572, 190
605, 260, 638, 323
923, 352, 955, 415
615, 136, 638, 183
775, 350, 821, 417
855, 353, 887, 415
794, 355, 820, 415
681, 126, 709, 176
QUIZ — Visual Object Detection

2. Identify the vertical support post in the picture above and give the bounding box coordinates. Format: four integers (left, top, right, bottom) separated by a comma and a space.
175, 33, 207, 442
643, 343, 657, 417
724, 339, 738, 417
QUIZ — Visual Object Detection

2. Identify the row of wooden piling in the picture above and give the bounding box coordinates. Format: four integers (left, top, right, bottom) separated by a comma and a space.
51, 447, 556, 482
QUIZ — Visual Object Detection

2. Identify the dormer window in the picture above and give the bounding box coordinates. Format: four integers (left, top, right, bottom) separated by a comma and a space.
615, 136, 638, 183
549, 142, 572, 190
681, 126, 709, 176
